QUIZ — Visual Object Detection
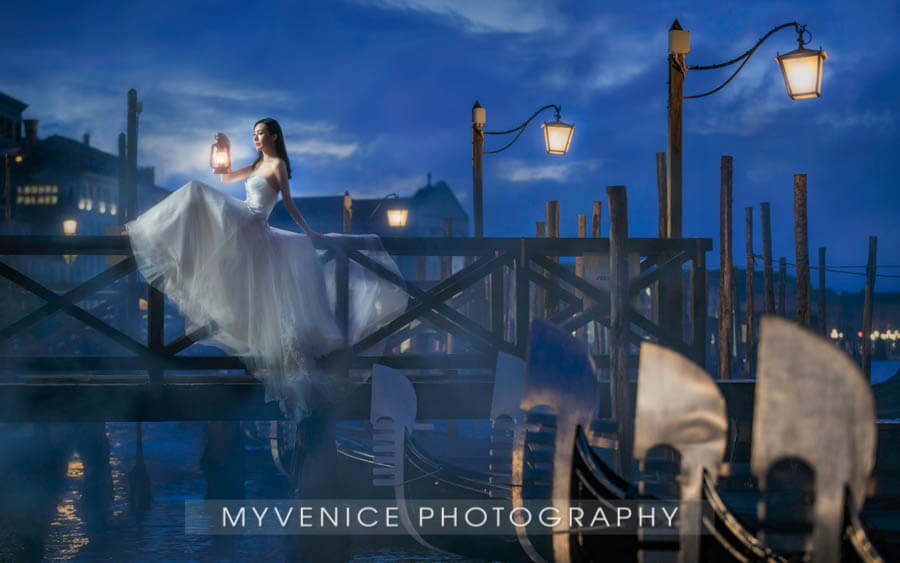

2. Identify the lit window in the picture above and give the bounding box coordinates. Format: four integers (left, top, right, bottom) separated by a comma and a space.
51, 195, 58, 204
110, 204, 117, 215
86, 199, 93, 211
78, 199, 86, 210
99, 201, 106, 214
16, 196, 23, 204
51, 186, 58, 194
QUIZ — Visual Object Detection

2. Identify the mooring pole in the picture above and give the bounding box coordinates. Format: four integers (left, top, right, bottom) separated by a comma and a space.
778, 257, 787, 316
745, 207, 754, 377
761, 202, 775, 314
862, 236, 877, 380
718, 156, 733, 379
794, 174, 810, 327
607, 185, 633, 481
818, 247, 827, 335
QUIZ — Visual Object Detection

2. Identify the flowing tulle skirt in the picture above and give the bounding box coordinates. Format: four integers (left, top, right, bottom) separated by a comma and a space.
126, 181, 407, 419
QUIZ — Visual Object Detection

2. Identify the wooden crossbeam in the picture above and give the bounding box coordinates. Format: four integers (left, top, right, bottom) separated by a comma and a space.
0, 256, 136, 344
349, 250, 514, 354
0, 258, 157, 360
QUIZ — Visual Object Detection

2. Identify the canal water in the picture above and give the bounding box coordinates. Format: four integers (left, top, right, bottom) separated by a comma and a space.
0, 421, 479, 562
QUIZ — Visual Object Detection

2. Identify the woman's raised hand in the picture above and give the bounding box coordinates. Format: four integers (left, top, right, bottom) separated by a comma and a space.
214, 132, 230, 148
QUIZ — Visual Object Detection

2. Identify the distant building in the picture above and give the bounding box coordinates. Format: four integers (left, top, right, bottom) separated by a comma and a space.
269, 174, 469, 279
0, 92, 27, 151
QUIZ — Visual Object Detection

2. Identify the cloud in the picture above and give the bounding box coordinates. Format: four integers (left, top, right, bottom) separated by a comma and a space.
288, 139, 359, 159
497, 159, 574, 183
360, 0, 556, 33
814, 110, 896, 130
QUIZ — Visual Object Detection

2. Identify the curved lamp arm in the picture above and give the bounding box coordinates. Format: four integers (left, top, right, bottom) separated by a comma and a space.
484, 104, 562, 155
684, 21, 810, 99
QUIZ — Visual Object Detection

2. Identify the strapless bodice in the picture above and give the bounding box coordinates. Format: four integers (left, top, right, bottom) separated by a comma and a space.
244, 175, 279, 218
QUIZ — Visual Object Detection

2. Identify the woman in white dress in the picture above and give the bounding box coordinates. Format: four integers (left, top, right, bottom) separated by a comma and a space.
126, 118, 407, 420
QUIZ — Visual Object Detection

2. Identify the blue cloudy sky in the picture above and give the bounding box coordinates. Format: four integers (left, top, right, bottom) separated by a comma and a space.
4, 0, 898, 290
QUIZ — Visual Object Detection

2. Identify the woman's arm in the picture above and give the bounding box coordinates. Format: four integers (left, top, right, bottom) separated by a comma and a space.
220, 164, 253, 184
277, 163, 321, 238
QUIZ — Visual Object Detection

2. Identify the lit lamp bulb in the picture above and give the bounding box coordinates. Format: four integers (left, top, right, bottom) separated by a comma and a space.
62, 219, 78, 236
210, 139, 231, 174
386, 208, 408, 228
776, 46, 827, 100
541, 119, 575, 155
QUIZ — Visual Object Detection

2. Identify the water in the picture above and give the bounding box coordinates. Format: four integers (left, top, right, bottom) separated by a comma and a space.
1, 421, 481, 562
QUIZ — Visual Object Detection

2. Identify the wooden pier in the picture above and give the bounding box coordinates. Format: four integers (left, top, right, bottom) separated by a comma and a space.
0, 233, 710, 422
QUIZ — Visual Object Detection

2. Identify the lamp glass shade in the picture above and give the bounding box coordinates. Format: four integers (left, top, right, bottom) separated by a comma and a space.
541, 121, 575, 155
62, 219, 78, 236
776, 47, 827, 100
210, 142, 231, 174
386, 208, 408, 228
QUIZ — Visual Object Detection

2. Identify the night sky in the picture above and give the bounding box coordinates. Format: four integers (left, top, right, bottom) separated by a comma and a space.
5, 0, 898, 291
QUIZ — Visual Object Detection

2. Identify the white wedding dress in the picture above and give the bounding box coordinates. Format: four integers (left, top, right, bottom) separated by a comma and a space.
126, 176, 407, 419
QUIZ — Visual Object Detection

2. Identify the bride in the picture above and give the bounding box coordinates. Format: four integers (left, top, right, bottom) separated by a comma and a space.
126, 118, 407, 420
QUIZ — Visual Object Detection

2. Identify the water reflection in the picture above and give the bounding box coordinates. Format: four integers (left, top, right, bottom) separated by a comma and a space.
0, 421, 470, 561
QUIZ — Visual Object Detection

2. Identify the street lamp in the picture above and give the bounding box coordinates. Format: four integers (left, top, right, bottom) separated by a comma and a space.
665, 20, 826, 238
368, 193, 409, 229
386, 208, 408, 228
472, 101, 574, 237
62, 219, 78, 264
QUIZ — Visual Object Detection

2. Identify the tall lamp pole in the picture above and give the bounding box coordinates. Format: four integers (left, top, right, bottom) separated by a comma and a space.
665, 20, 827, 238
471, 101, 575, 237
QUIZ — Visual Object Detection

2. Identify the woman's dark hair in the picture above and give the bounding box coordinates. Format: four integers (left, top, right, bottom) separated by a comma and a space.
251, 118, 292, 179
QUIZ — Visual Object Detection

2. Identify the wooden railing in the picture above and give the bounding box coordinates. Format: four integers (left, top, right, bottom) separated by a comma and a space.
0, 234, 710, 420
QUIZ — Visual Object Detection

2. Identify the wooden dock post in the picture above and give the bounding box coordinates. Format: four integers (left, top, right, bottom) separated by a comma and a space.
761, 202, 775, 314
778, 257, 787, 316
442, 218, 454, 354
591, 201, 603, 355
534, 221, 545, 321
719, 156, 734, 380
794, 174, 810, 327
576, 214, 586, 343
745, 207, 754, 378
862, 236, 877, 380
607, 185, 634, 481
818, 247, 827, 335
656, 152, 668, 238
545, 201, 560, 318
342, 191, 352, 234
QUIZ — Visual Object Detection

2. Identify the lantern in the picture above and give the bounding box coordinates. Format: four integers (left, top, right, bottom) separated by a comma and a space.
776, 46, 827, 100
210, 139, 231, 174
386, 208, 408, 228
541, 119, 575, 155
62, 219, 78, 236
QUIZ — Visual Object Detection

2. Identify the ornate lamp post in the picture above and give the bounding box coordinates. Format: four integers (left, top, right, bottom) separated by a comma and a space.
665, 20, 826, 238
472, 101, 574, 237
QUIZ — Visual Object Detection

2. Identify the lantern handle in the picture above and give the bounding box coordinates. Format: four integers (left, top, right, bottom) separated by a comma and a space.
368, 193, 401, 220
684, 21, 809, 99
483, 104, 562, 155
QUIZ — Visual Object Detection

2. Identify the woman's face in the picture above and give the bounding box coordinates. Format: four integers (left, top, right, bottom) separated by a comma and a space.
253, 123, 277, 152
